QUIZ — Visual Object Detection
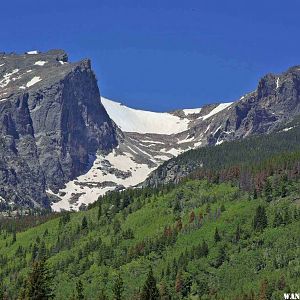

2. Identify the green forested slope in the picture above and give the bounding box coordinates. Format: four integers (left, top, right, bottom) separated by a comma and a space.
145, 120, 300, 187
0, 177, 300, 299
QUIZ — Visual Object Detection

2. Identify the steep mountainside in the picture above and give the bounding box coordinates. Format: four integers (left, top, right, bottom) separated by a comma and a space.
0, 50, 117, 210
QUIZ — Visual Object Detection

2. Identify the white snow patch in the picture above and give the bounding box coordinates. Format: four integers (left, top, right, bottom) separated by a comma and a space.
26, 50, 38, 54
276, 77, 280, 89
178, 135, 194, 144
204, 125, 210, 133
0, 63, 5, 67
139, 140, 165, 145
282, 126, 294, 132
51, 150, 156, 211
26, 76, 42, 87
216, 140, 224, 145
34, 61, 47, 66
202, 102, 233, 120
161, 148, 184, 156
101, 97, 190, 134
182, 107, 202, 115
155, 155, 171, 161
0, 69, 19, 88
213, 125, 222, 135
59, 61, 67, 65
194, 141, 203, 147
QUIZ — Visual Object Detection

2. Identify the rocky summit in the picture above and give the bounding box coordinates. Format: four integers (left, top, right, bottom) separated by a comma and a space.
0, 50, 117, 210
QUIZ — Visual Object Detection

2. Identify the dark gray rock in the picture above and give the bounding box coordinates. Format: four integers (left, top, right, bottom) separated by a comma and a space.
0, 50, 117, 209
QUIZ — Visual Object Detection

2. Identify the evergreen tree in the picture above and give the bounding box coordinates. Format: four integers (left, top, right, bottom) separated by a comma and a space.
0, 282, 4, 300
12, 230, 16, 244
214, 245, 227, 268
283, 208, 290, 225
280, 181, 288, 198
202, 241, 209, 257
75, 280, 84, 300
81, 216, 88, 230
253, 188, 258, 199
173, 199, 181, 215
214, 227, 221, 242
140, 268, 160, 300
24, 259, 53, 299
235, 224, 241, 242
273, 211, 283, 227
264, 179, 273, 202
98, 290, 108, 300
159, 281, 171, 300
113, 273, 124, 300
97, 204, 102, 221
253, 205, 268, 231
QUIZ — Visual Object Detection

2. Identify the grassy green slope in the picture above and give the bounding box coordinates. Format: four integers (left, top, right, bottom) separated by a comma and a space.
0, 179, 300, 299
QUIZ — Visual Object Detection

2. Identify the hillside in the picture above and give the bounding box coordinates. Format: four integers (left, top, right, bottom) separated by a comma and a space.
1, 173, 300, 299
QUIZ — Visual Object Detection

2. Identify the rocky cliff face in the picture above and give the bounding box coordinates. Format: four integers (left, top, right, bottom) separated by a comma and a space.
0, 50, 117, 209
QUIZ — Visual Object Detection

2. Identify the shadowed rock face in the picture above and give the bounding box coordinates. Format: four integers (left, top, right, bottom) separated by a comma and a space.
0, 50, 117, 208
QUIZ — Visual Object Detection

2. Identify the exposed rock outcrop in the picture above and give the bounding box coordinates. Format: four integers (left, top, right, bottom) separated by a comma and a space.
0, 50, 117, 209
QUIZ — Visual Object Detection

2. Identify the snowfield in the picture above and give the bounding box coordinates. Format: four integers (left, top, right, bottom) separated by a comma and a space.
101, 97, 190, 134
51, 149, 156, 211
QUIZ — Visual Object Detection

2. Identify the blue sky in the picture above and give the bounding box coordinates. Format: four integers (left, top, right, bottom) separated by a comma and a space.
1, 0, 299, 111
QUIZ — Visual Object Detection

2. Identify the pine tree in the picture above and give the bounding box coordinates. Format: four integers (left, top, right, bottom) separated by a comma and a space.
12, 230, 16, 244
202, 241, 209, 257
214, 245, 227, 268
214, 227, 221, 242
0, 282, 4, 300
235, 224, 241, 242
97, 204, 102, 221
159, 281, 171, 300
140, 268, 160, 300
253, 188, 258, 199
24, 259, 53, 299
81, 216, 88, 230
98, 289, 108, 300
113, 273, 124, 300
253, 205, 268, 231
273, 211, 283, 227
264, 179, 273, 202
75, 280, 84, 300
